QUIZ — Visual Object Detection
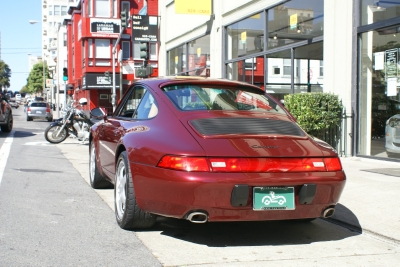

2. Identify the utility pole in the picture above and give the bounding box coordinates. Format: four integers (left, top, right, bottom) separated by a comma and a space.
112, 10, 128, 111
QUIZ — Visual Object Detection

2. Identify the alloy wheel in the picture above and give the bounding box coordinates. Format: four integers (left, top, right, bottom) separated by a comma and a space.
115, 159, 127, 219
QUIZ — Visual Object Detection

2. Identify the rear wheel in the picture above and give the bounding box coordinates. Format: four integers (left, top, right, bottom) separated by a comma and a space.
44, 125, 68, 143
26, 115, 32, 121
115, 151, 156, 230
0, 114, 13, 132
89, 141, 112, 189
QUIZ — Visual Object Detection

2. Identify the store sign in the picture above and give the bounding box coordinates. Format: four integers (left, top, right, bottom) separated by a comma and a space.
82, 73, 120, 90
131, 15, 159, 42
290, 14, 298, 30
175, 0, 211, 15
90, 18, 121, 37
385, 48, 398, 78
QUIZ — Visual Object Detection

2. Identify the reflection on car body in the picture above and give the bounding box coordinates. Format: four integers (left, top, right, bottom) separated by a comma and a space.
89, 77, 346, 230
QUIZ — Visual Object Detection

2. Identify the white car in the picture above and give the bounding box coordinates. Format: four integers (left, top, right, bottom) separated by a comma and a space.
15, 94, 21, 101
385, 114, 400, 157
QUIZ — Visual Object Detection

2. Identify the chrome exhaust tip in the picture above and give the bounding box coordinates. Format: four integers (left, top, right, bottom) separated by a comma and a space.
187, 212, 208, 223
322, 207, 335, 218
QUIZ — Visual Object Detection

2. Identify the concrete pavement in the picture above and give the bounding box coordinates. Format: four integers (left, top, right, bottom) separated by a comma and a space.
56, 138, 400, 244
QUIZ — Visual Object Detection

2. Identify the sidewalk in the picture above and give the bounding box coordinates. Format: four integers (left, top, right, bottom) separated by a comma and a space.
332, 156, 400, 242
57, 139, 400, 242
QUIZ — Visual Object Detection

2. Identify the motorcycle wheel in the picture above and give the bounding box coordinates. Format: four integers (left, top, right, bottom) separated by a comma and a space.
44, 125, 69, 144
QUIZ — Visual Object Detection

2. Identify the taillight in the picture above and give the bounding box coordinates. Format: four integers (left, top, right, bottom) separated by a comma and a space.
27, 107, 31, 112
157, 156, 210, 172
323, 157, 342, 171
46, 107, 51, 112
157, 156, 343, 172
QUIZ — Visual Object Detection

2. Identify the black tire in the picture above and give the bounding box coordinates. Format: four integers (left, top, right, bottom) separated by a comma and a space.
26, 115, 32, 121
115, 151, 156, 230
0, 114, 13, 132
47, 117, 53, 122
89, 141, 112, 189
44, 124, 69, 143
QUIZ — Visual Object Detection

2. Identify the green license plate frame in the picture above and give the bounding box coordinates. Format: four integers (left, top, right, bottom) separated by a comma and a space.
253, 187, 295, 210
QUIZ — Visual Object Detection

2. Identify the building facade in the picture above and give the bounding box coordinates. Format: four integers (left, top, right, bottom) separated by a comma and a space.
64, 0, 159, 114
157, 0, 400, 161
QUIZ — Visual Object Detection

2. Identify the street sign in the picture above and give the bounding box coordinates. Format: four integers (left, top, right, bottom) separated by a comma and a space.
46, 79, 54, 87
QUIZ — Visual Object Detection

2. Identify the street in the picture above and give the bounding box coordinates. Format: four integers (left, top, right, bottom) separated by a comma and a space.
1, 107, 399, 266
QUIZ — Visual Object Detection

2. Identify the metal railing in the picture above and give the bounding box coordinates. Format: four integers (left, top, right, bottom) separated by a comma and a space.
319, 109, 353, 157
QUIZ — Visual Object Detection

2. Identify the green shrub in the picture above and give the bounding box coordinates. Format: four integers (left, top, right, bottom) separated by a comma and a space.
284, 92, 343, 137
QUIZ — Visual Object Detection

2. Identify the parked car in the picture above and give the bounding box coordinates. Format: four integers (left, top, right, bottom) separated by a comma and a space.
0, 95, 13, 132
385, 114, 400, 157
89, 77, 346, 230
9, 98, 19, 109
26, 101, 53, 121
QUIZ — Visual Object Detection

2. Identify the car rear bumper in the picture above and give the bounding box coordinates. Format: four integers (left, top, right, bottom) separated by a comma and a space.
132, 163, 346, 221
27, 112, 52, 119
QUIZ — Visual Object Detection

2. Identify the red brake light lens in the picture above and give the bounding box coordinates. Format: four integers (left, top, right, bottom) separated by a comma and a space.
157, 156, 342, 172
323, 157, 342, 171
157, 156, 210, 172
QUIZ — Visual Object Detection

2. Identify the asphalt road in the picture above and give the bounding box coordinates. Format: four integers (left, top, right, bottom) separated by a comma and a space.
1, 106, 399, 266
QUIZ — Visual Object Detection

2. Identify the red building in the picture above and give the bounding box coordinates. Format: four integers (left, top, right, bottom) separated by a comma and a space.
65, 0, 159, 114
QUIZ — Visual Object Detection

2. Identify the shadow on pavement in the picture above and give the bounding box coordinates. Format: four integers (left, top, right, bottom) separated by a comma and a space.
135, 213, 361, 247
328, 203, 362, 232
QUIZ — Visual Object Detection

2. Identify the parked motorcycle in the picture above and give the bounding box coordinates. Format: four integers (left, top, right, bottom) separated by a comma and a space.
44, 98, 97, 144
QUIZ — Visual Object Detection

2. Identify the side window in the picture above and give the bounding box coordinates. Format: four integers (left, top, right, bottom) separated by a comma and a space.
135, 92, 158, 119
116, 86, 147, 118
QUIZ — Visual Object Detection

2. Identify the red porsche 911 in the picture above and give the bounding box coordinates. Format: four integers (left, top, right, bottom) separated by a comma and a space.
89, 77, 346, 230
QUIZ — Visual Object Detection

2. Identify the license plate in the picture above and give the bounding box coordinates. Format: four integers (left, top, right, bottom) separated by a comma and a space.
253, 187, 295, 210
36, 111, 42, 114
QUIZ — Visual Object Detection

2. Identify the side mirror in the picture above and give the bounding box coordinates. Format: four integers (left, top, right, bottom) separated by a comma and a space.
90, 107, 107, 119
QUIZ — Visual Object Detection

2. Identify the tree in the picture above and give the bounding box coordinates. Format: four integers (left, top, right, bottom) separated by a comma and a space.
0, 60, 12, 90
26, 62, 51, 95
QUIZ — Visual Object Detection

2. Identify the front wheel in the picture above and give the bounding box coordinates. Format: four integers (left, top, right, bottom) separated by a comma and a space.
115, 151, 157, 230
44, 124, 69, 143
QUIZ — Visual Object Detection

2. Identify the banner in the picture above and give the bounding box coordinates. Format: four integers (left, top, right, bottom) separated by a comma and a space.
175, 0, 211, 15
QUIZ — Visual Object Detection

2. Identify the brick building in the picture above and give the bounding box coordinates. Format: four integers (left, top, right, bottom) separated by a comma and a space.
65, 0, 159, 114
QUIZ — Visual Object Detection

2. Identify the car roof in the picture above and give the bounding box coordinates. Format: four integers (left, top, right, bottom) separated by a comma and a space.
134, 77, 265, 93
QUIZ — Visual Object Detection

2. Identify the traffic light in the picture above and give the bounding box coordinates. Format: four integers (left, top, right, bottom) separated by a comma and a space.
63, 68, 68, 81
120, 10, 128, 28
140, 42, 149, 60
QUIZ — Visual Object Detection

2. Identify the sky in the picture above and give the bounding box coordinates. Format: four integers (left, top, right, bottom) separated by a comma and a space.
0, 0, 42, 92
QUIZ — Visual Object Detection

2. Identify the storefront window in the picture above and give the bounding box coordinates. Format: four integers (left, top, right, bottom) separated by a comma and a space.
266, 49, 291, 102
167, 45, 186, 75
360, 0, 400, 26
226, 12, 264, 60
267, 0, 323, 49
293, 42, 323, 94
226, 56, 264, 86
359, 27, 400, 158
187, 35, 210, 76
167, 35, 211, 76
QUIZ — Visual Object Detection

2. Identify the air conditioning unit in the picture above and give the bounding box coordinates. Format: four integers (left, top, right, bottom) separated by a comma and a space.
43, 15, 47, 21
43, 30, 47, 35
43, 0, 47, 3
43, 45, 48, 49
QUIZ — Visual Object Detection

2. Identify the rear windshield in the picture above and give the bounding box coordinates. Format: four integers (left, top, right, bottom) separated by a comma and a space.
162, 85, 286, 114
31, 103, 47, 107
